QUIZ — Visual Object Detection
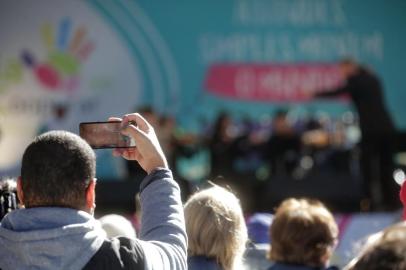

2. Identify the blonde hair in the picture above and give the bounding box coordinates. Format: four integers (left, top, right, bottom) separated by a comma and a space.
269, 198, 338, 267
184, 185, 248, 270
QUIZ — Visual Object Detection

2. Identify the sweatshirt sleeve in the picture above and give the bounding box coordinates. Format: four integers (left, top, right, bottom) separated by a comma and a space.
137, 168, 187, 270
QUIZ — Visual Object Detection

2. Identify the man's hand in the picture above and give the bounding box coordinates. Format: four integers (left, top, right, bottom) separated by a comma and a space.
109, 113, 168, 174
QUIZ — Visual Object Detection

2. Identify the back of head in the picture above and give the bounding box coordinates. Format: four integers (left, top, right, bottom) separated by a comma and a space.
21, 130, 95, 210
272, 109, 292, 135
339, 58, 360, 77
184, 185, 248, 270
212, 111, 231, 138
346, 222, 406, 270
269, 198, 338, 267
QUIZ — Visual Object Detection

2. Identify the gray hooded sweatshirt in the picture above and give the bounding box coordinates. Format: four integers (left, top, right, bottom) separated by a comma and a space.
0, 168, 187, 270
0, 207, 105, 269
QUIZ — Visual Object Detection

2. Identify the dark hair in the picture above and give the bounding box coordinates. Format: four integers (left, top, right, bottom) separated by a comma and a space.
211, 111, 231, 141
350, 243, 406, 270
21, 130, 95, 209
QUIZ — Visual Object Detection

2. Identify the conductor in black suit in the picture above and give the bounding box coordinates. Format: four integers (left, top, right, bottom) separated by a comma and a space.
314, 59, 399, 210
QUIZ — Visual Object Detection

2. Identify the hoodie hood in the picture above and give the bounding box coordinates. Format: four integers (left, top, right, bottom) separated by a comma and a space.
0, 207, 105, 270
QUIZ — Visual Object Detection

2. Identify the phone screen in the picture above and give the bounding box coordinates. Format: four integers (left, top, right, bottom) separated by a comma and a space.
79, 121, 135, 149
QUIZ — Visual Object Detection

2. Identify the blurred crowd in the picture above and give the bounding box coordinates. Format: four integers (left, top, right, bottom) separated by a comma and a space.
1, 164, 406, 270
127, 106, 364, 210
140, 105, 361, 179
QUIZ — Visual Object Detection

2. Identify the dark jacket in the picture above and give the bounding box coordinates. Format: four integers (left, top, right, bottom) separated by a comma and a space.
188, 256, 223, 270
84, 237, 144, 270
316, 67, 395, 135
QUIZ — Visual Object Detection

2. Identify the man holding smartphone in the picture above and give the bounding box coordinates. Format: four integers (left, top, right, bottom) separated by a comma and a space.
0, 113, 187, 270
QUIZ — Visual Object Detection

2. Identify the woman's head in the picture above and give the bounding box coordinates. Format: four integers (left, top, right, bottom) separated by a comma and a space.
184, 185, 248, 270
269, 198, 338, 267
345, 221, 406, 270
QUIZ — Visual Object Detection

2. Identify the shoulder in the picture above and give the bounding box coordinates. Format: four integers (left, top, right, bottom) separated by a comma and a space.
83, 237, 145, 270
354, 68, 379, 83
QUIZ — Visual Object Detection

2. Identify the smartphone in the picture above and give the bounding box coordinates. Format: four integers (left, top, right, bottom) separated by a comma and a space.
79, 121, 135, 149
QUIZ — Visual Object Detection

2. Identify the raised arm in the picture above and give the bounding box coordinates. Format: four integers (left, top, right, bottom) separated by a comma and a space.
113, 113, 187, 270
314, 83, 350, 98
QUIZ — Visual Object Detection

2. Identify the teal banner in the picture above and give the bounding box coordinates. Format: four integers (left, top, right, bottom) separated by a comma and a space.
87, 0, 406, 129
1, 0, 406, 174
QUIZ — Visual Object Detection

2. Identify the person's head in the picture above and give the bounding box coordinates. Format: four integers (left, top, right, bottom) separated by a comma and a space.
269, 198, 338, 268
184, 184, 248, 270
345, 222, 406, 270
212, 111, 233, 140
272, 109, 292, 135
339, 58, 359, 78
137, 105, 158, 127
18, 131, 96, 213
159, 115, 176, 129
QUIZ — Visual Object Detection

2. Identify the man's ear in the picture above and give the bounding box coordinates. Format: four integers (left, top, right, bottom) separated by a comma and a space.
17, 176, 24, 206
85, 179, 96, 214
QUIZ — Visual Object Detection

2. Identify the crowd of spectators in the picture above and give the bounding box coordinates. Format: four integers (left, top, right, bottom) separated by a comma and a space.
0, 110, 405, 269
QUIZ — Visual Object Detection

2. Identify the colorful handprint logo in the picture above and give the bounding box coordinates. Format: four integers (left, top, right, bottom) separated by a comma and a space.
21, 18, 95, 93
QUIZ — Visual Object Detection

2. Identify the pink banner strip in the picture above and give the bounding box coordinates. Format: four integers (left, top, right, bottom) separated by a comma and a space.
205, 63, 346, 102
